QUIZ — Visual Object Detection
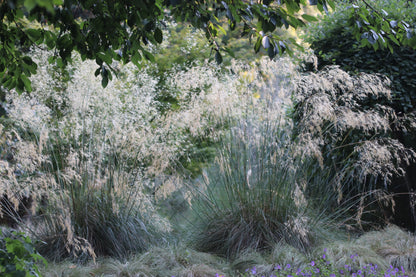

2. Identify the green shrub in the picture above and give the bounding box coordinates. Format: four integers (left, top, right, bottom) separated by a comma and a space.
301, 0, 416, 230
0, 228, 46, 277
305, 0, 416, 113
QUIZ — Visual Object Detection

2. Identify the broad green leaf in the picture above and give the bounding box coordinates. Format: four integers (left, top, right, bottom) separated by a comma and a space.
143, 50, 155, 63
254, 36, 262, 53
387, 42, 394, 53
381, 21, 390, 33
107, 68, 113, 81
20, 75, 32, 92
24, 0, 37, 11
285, 0, 300, 14
154, 27, 163, 44
301, 14, 318, 22
216, 24, 227, 35
45, 32, 56, 49
3, 77, 15, 89
56, 34, 72, 49
267, 44, 275, 59
131, 51, 142, 67
22, 56, 34, 66
327, 0, 336, 10
94, 67, 101, 77
96, 52, 113, 65
101, 75, 109, 88
25, 29, 42, 42
16, 78, 25, 94
215, 51, 223, 64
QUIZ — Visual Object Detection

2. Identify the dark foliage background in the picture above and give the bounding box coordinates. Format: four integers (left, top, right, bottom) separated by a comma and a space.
302, 0, 416, 231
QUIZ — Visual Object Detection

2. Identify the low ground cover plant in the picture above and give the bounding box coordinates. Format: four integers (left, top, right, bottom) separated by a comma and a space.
0, 228, 46, 277
241, 253, 410, 277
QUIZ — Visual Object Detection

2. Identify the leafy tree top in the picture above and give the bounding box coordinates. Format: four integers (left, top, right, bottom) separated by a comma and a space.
0, 0, 415, 92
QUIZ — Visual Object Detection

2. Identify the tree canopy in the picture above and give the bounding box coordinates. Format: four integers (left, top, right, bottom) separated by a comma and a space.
0, 0, 415, 92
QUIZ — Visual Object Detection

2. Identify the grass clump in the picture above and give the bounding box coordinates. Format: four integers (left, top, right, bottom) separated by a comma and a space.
186, 58, 349, 258
188, 117, 332, 258
356, 225, 416, 274
315, 242, 388, 272
41, 245, 232, 277
28, 127, 170, 263
294, 65, 416, 230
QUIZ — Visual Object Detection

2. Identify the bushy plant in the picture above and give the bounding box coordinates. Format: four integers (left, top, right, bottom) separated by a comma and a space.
1, 49, 173, 262
356, 225, 416, 273
191, 121, 300, 256
302, 0, 416, 231
24, 119, 172, 262
183, 55, 356, 258
304, 0, 416, 113
294, 65, 416, 230
34, 160, 165, 262
0, 228, 46, 277
189, 114, 339, 257
1, 45, 301, 262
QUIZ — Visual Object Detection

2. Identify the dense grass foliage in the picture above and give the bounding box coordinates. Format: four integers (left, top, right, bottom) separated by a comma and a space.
188, 113, 350, 258
1, 7, 416, 275
36, 226, 415, 276
190, 120, 313, 257
0, 40, 300, 262
301, 0, 416, 231
294, 66, 416, 230
33, 139, 165, 261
